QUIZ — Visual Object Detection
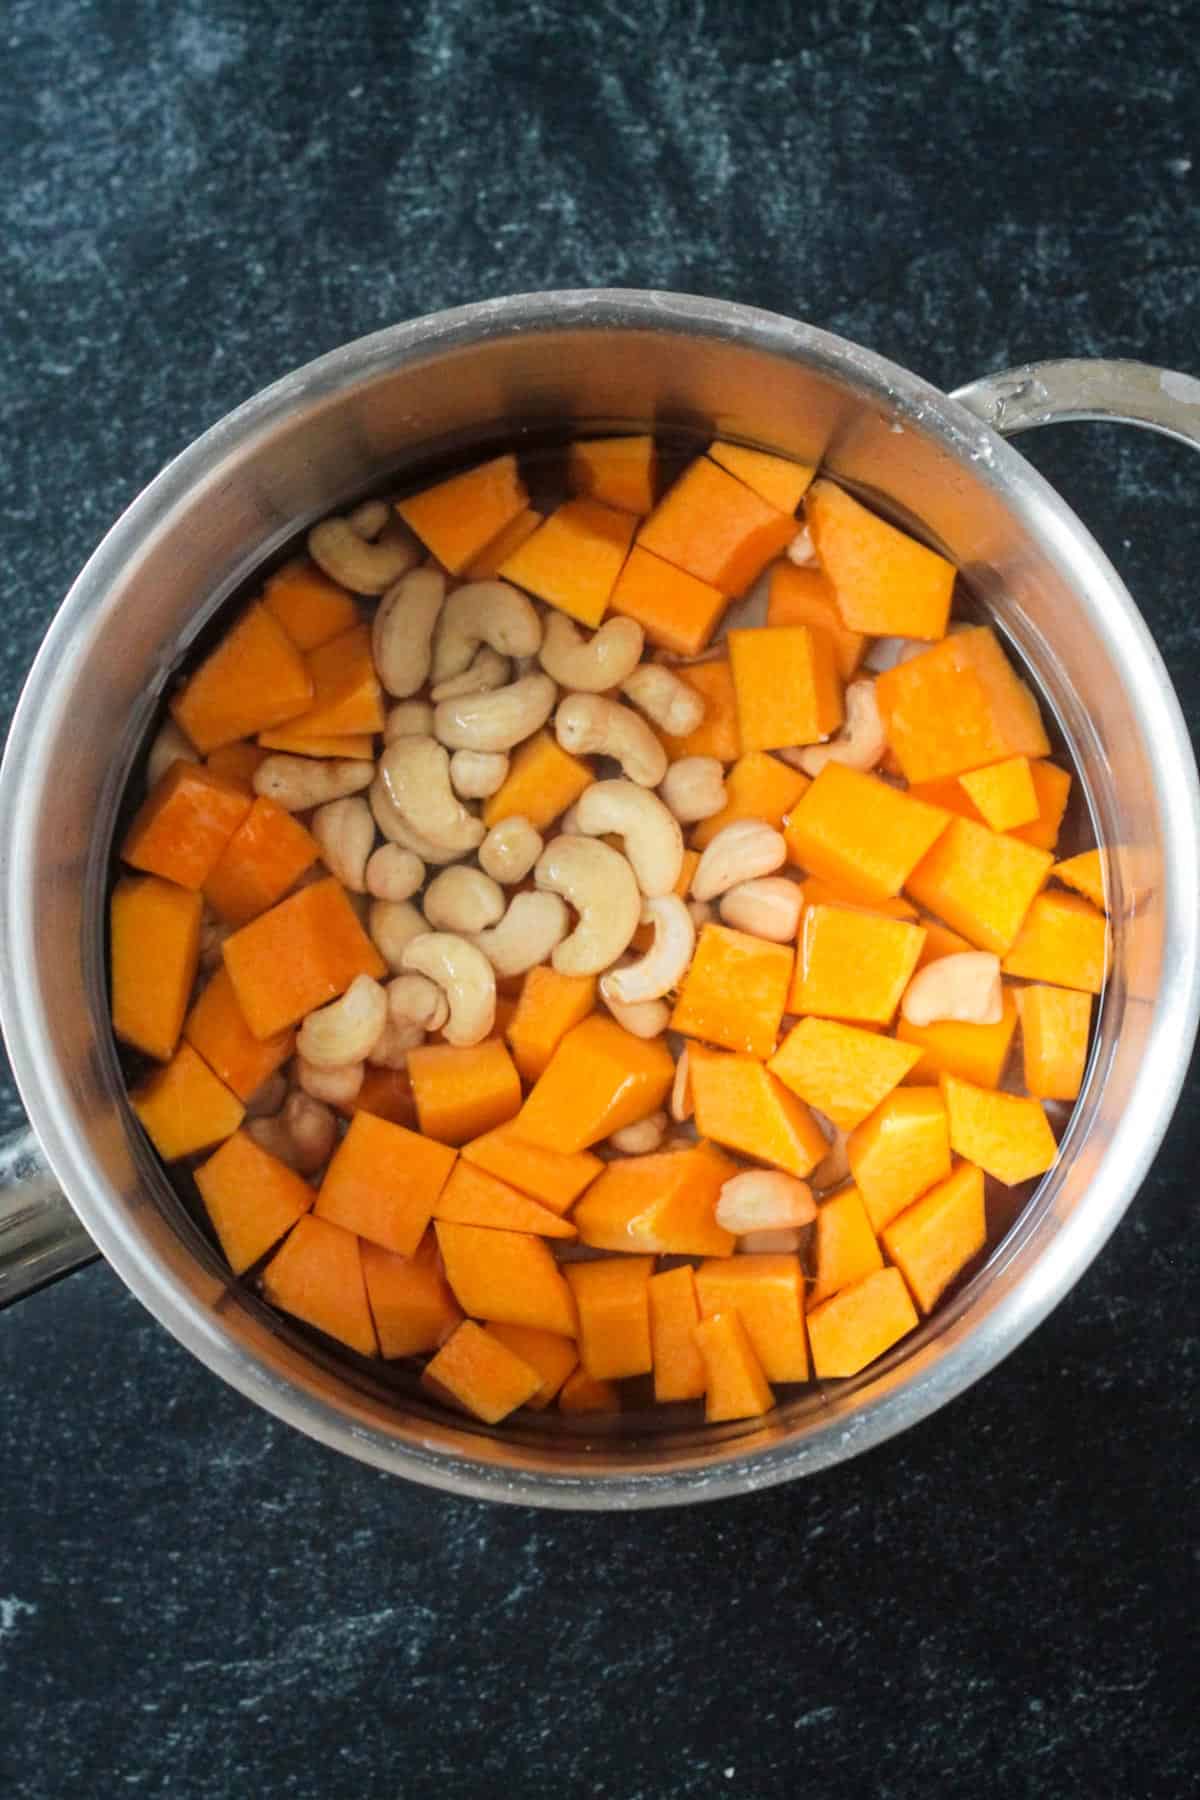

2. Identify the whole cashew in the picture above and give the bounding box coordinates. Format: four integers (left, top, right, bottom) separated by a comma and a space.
607, 1112, 668, 1155
792, 679, 886, 777
308, 512, 420, 594
473, 891, 570, 978
670, 1046, 693, 1123
554, 693, 667, 788
431, 580, 542, 684
243, 1071, 288, 1121
384, 700, 436, 741
692, 820, 787, 903
296, 1056, 365, 1107
534, 835, 642, 976
559, 804, 584, 835
376, 736, 486, 859
311, 797, 375, 892
620, 664, 706, 737
449, 749, 510, 799
369, 1013, 427, 1068
715, 1170, 816, 1235
659, 756, 727, 824
434, 673, 558, 753
368, 898, 428, 973
424, 865, 506, 934
901, 952, 1003, 1027
348, 498, 391, 540
387, 972, 450, 1032
365, 844, 425, 902
146, 719, 198, 789
400, 933, 497, 1047
247, 1092, 338, 1175
253, 756, 372, 812
599, 975, 671, 1039
372, 567, 446, 698
719, 876, 804, 943
478, 816, 543, 885
430, 646, 510, 703
600, 895, 695, 1004
369, 773, 464, 865
538, 613, 644, 691
297, 974, 389, 1069
811, 1124, 850, 1191
573, 780, 684, 897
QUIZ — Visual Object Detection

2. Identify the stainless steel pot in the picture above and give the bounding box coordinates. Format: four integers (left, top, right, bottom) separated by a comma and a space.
2, 291, 1197, 1508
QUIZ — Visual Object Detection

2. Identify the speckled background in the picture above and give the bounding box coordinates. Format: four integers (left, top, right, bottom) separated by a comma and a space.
2, 2, 1198, 1795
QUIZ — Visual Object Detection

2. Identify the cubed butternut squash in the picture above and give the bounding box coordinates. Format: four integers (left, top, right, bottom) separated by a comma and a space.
695, 1254, 809, 1383
708, 440, 815, 514
657, 658, 742, 762
1053, 849, 1107, 911
637, 457, 796, 595
905, 817, 1052, 954
435, 1221, 577, 1337
350, 1065, 418, 1130
512, 1015, 674, 1153
499, 496, 636, 627
122, 762, 253, 890
940, 1073, 1058, 1186
203, 796, 319, 927
1009, 761, 1072, 851
790, 905, 926, 1025
315, 1111, 456, 1257
484, 1323, 578, 1410
206, 741, 270, 791
396, 453, 529, 574
255, 727, 374, 759
194, 1128, 314, 1275
647, 1265, 707, 1403
421, 1320, 541, 1423
572, 1140, 738, 1256
806, 478, 955, 640
129, 1042, 245, 1161
262, 558, 360, 651
784, 765, 950, 904
728, 624, 843, 752
361, 1230, 462, 1359
808, 1185, 884, 1307
767, 563, 866, 680
689, 1044, 830, 1178
1017, 984, 1093, 1100
874, 625, 1050, 784
464, 508, 544, 579
846, 1087, 951, 1231
692, 1311, 775, 1421
432, 1159, 577, 1239
798, 878, 919, 923
183, 967, 295, 1101
170, 602, 314, 752
607, 545, 728, 658
110, 874, 202, 1062
505, 967, 596, 1081
459, 1126, 602, 1217
807, 1266, 918, 1378
914, 917, 974, 969
407, 1039, 524, 1146
1001, 890, 1107, 993
261, 1214, 378, 1357
222, 877, 385, 1038
565, 1256, 655, 1380
691, 751, 809, 851
481, 730, 593, 831
881, 1160, 987, 1314
670, 923, 793, 1059
282, 623, 385, 740
768, 1018, 921, 1130
559, 1368, 620, 1414
567, 435, 657, 514
895, 985, 1019, 1088
958, 756, 1039, 832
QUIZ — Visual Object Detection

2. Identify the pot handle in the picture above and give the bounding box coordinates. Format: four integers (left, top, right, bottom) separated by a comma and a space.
952, 357, 1200, 448
0, 1126, 98, 1308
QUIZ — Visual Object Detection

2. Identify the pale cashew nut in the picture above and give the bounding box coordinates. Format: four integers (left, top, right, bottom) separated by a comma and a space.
430, 646, 510, 703
554, 693, 667, 788
368, 899, 428, 973
449, 749, 510, 799
434, 673, 557, 753
715, 1171, 816, 1235
308, 512, 420, 595
311, 797, 375, 892
719, 876, 804, 943
812, 1117, 850, 1190
146, 720, 199, 788
247, 1092, 338, 1175
786, 524, 817, 566
431, 580, 542, 684
369, 773, 464, 865
297, 974, 389, 1069
599, 977, 671, 1039
384, 700, 436, 741
243, 1071, 288, 1121
601, 895, 695, 1004
473, 892, 570, 978
692, 819, 787, 902
660, 757, 726, 824
365, 844, 425, 902
670, 1047, 693, 1124
620, 664, 706, 737
901, 952, 1003, 1027
369, 1014, 427, 1069
478, 816, 543, 885
792, 679, 886, 777
348, 498, 391, 540
538, 613, 644, 691
573, 780, 684, 897
534, 835, 642, 976
423, 865, 506, 934
253, 755, 372, 812
739, 1228, 805, 1254
296, 1056, 365, 1107
559, 804, 584, 835
372, 567, 446, 698
387, 973, 449, 1032
607, 1112, 668, 1155
400, 933, 497, 1047
376, 736, 485, 859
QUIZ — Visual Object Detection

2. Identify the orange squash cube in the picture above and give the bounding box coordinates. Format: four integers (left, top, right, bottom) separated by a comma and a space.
262, 558, 360, 651
459, 1126, 602, 1217
512, 1015, 674, 1153
784, 765, 950, 904
728, 624, 843, 753
422, 1320, 542, 1423
261, 1215, 377, 1357
607, 544, 728, 658
481, 729, 593, 831
767, 563, 866, 680
791, 905, 926, 1025
958, 756, 1039, 832
1009, 761, 1071, 851
670, 923, 793, 1058
941, 1073, 1058, 1185
708, 440, 815, 514
647, 1265, 707, 1402
1001, 890, 1107, 993
1017, 984, 1093, 1100
129, 1042, 244, 1161
768, 1018, 921, 1129
1053, 849, 1107, 911
122, 762, 252, 890
875, 625, 1051, 785
170, 602, 314, 752
565, 1256, 654, 1380
360, 1230, 462, 1359
695, 1253, 809, 1383
184, 967, 294, 1101
906, 817, 1052, 955
432, 1159, 577, 1239
637, 457, 796, 595
807, 1266, 918, 1378
397, 453, 529, 574
657, 658, 742, 762
205, 741, 269, 791
255, 727, 374, 759
222, 877, 385, 1038
572, 1140, 737, 1256
282, 623, 385, 740
896, 985, 1019, 1088
111, 874, 202, 1063
798, 878, 919, 923
499, 496, 636, 627
691, 752, 809, 851
194, 1128, 314, 1275
882, 1161, 987, 1313
846, 1087, 951, 1231
203, 796, 319, 927
407, 1039, 522, 1146
808, 1185, 884, 1307
907, 776, 982, 824
692, 1311, 775, 1420
350, 1066, 418, 1131
315, 1111, 456, 1257
914, 917, 974, 968
689, 1044, 830, 1177
559, 1368, 620, 1414
568, 435, 657, 514
483, 1322, 578, 1410
505, 967, 596, 1082
435, 1220, 577, 1337
464, 508, 544, 579
806, 479, 955, 640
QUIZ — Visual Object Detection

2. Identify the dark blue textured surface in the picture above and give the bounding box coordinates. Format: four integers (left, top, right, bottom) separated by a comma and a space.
2, 3, 1198, 1794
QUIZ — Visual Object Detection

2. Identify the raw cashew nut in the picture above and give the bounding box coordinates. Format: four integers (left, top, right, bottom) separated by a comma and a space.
365, 844, 425, 902
449, 748, 509, 799
573, 780, 684, 897
400, 933, 497, 1047
660, 756, 726, 824
559, 804, 584, 835
434, 673, 557, 753
311, 797, 375, 892
478, 816, 543, 885
601, 895, 695, 1004
473, 891, 570, 978
786, 524, 817, 565
368, 899, 428, 973
387, 972, 450, 1032
308, 512, 420, 594
430, 646, 510, 703
534, 835, 642, 976
253, 755, 372, 812
715, 1171, 816, 1235
146, 720, 198, 788
376, 736, 485, 859
372, 567, 446, 698
538, 613, 644, 691
243, 1072, 288, 1121
296, 1056, 365, 1107
620, 664, 706, 737
812, 1125, 850, 1192
901, 952, 1004, 1027
247, 1092, 338, 1175
554, 693, 667, 788
348, 498, 391, 540
692, 819, 787, 902
793, 679, 886, 777
599, 976, 671, 1039
297, 974, 388, 1069
608, 1112, 668, 1155
369, 773, 464, 865
369, 1013, 427, 1068
431, 580, 542, 684
424, 865, 506, 934
385, 700, 436, 741
739, 1228, 805, 1254
670, 1047, 693, 1123
719, 876, 804, 942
